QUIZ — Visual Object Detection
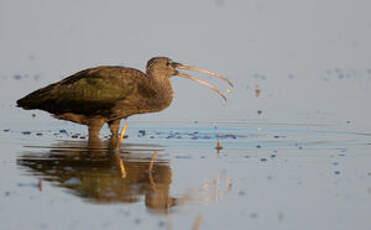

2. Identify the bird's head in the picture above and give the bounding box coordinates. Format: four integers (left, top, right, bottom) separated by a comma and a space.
146, 57, 177, 77
146, 56, 233, 101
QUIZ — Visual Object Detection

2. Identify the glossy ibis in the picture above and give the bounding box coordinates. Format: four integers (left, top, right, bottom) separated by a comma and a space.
17, 57, 232, 140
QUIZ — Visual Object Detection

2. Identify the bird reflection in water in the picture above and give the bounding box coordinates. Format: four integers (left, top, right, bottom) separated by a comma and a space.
17, 137, 177, 214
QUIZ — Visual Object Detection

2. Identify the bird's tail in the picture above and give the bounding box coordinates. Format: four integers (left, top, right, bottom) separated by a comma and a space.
16, 95, 40, 110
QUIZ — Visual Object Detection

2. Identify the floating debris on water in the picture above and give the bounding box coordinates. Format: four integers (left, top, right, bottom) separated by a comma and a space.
238, 190, 246, 196
253, 73, 267, 80
334, 171, 341, 175
36, 133, 43, 136
321, 67, 371, 81
3, 129, 10, 132
13, 74, 22, 80
215, 140, 223, 151
260, 158, 267, 162
158, 221, 165, 227
22, 131, 31, 135
59, 129, 68, 134
134, 218, 141, 224
216, 134, 237, 139
257, 110, 262, 115
134, 130, 247, 141
255, 85, 261, 97
256, 145, 261, 148
32, 114, 36, 118
175, 155, 192, 159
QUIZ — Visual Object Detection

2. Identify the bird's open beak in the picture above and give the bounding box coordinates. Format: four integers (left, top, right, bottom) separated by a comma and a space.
172, 62, 233, 101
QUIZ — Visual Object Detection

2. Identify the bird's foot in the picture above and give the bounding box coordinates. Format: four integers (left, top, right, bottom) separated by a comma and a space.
116, 123, 127, 150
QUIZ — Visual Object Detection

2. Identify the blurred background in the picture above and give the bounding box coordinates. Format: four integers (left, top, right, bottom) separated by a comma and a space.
1, 0, 371, 124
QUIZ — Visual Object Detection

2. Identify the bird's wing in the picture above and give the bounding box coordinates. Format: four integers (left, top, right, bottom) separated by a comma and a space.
17, 66, 144, 115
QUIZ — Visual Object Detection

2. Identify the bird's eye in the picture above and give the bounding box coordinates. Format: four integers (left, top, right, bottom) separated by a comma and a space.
166, 62, 171, 66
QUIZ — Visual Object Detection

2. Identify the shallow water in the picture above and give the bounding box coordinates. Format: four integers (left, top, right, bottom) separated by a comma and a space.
2, 116, 371, 229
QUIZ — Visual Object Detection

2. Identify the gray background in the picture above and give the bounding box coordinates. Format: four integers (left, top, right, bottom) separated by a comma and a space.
1, 0, 371, 125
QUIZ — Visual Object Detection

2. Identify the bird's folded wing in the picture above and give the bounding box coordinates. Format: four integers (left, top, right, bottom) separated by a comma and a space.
17, 66, 142, 115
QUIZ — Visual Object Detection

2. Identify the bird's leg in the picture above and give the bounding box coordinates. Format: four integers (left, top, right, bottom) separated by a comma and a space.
116, 123, 128, 150
108, 119, 121, 137
113, 152, 126, 179
148, 151, 158, 173
88, 120, 105, 140
148, 151, 158, 191
88, 135, 103, 148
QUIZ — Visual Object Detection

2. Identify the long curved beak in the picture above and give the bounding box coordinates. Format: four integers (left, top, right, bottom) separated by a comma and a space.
172, 62, 233, 101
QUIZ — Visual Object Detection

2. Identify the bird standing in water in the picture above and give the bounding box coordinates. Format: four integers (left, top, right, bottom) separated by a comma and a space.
17, 57, 233, 140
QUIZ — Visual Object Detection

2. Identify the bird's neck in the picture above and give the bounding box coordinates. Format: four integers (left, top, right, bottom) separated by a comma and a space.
148, 73, 174, 108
